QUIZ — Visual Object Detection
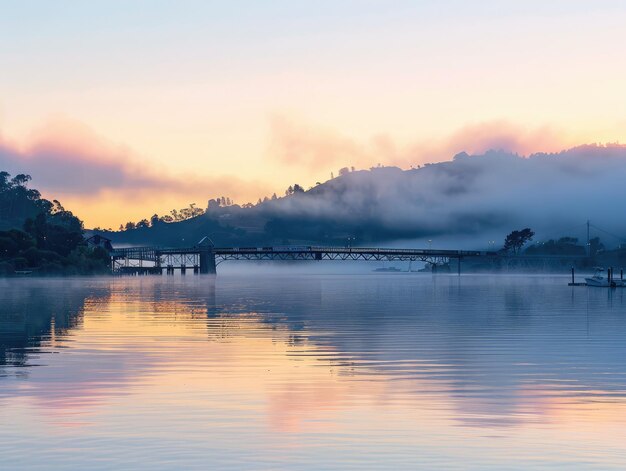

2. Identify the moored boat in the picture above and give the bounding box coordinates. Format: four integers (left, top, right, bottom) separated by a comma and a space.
585, 268, 624, 287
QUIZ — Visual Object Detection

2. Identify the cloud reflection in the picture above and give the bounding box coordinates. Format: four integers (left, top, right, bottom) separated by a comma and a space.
2, 276, 626, 467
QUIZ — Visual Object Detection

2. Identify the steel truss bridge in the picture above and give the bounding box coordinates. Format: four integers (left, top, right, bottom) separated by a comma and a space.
110, 245, 498, 275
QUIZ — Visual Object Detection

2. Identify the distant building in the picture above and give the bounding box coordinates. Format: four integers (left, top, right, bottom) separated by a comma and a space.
86, 234, 114, 252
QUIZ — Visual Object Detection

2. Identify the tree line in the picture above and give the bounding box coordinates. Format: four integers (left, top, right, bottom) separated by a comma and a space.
115, 183, 310, 232
503, 227, 606, 257
0, 172, 110, 275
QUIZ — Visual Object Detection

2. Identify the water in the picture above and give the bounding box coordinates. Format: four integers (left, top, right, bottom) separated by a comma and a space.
1, 274, 626, 470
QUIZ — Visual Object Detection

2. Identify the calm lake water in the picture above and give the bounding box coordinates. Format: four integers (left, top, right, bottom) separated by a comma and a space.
1, 274, 626, 470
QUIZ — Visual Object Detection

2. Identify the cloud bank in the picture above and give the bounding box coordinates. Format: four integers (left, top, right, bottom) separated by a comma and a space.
0, 120, 270, 199
268, 115, 571, 172
0, 119, 275, 226
257, 144, 626, 246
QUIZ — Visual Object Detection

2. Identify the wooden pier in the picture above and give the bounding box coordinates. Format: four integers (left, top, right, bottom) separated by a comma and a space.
568, 267, 625, 287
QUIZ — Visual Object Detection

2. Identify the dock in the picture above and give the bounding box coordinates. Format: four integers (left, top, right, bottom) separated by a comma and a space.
569, 267, 625, 287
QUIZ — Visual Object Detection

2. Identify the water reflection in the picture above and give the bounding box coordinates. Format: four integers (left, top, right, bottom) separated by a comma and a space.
1, 275, 626, 469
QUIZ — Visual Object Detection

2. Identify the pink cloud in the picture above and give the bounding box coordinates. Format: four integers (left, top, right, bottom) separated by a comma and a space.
268, 115, 573, 170
0, 118, 271, 202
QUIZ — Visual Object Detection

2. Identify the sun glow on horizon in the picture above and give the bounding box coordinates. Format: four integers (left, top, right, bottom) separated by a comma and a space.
2, 1, 626, 226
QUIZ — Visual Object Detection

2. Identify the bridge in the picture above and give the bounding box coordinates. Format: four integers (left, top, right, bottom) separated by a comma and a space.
110, 241, 498, 275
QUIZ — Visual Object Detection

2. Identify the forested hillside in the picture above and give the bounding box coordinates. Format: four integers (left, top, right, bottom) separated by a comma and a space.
102, 145, 626, 249
0, 172, 109, 274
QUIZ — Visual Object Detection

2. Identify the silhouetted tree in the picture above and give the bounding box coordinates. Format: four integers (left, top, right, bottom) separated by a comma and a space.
590, 237, 605, 257
503, 228, 535, 254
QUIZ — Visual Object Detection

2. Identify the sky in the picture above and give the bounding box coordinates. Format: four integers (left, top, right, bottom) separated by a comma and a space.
2, 0, 626, 228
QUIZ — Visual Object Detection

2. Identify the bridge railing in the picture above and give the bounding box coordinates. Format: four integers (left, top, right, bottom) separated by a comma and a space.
110, 245, 506, 262
214, 246, 491, 257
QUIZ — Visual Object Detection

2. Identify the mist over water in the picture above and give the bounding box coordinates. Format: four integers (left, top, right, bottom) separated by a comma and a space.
1, 275, 626, 470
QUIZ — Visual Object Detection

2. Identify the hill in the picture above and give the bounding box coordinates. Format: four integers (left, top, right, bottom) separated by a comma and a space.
0, 172, 110, 275
101, 144, 626, 249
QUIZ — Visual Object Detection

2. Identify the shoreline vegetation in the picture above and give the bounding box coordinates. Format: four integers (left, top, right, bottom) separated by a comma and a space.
0, 172, 110, 276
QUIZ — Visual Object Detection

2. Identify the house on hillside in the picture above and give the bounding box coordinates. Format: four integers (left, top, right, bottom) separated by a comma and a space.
86, 234, 114, 252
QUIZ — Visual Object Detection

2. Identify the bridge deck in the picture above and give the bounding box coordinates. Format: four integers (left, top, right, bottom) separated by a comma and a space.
112, 245, 495, 259
110, 245, 586, 275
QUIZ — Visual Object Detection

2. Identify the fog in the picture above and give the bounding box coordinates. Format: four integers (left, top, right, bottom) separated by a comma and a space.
252, 144, 626, 248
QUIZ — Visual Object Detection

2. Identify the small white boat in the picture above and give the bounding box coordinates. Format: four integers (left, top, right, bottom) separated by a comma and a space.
585, 267, 624, 287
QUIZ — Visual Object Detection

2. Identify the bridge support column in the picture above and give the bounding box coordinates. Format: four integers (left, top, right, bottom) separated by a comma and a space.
181, 264, 186, 275
457, 257, 461, 276
199, 247, 217, 275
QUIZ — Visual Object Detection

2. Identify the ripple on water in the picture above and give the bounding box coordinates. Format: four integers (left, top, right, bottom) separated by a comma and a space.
1, 275, 626, 469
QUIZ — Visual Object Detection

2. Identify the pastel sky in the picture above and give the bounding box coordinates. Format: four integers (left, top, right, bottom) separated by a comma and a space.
2, 0, 626, 227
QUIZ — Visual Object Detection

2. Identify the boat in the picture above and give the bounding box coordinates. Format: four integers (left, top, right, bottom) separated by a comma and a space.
585, 267, 624, 287
373, 266, 402, 272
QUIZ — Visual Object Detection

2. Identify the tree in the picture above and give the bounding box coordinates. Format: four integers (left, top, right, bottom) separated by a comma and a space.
338, 167, 350, 177
590, 237, 605, 257
136, 219, 150, 229
0, 171, 10, 189
503, 228, 535, 254
293, 184, 304, 193
12, 174, 32, 186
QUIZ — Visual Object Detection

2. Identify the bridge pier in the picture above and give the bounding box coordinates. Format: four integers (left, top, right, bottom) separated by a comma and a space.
199, 247, 217, 275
